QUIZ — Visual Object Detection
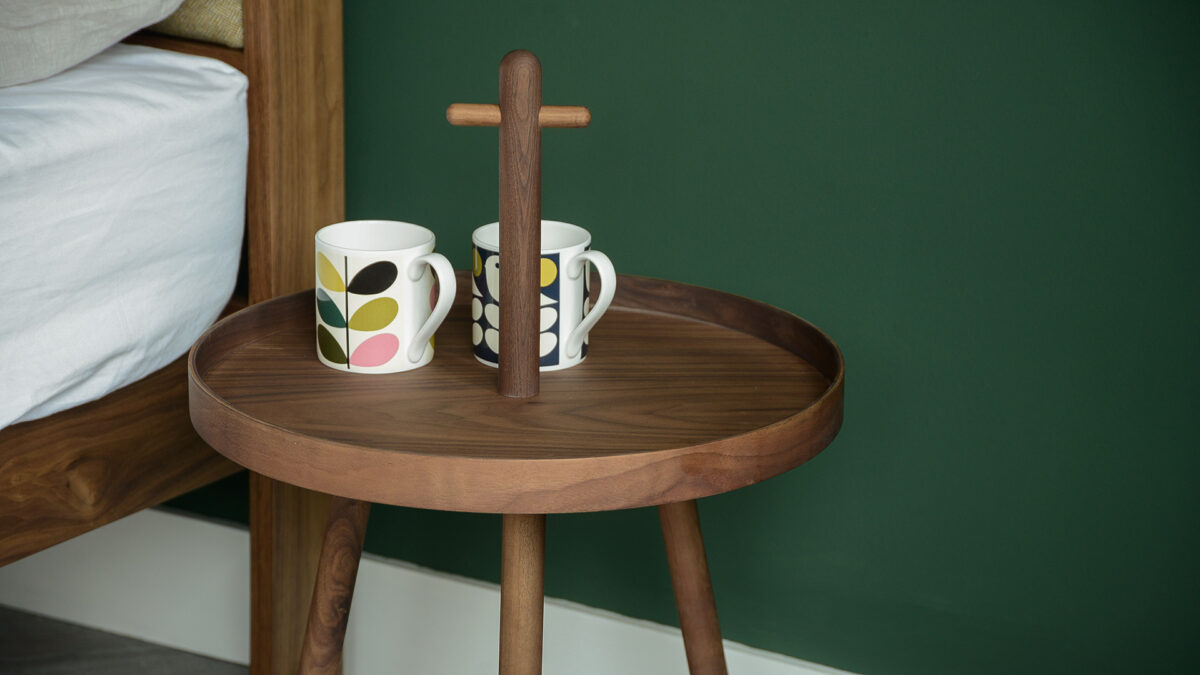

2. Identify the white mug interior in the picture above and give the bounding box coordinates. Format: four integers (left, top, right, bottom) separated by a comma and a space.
317, 219, 434, 252
472, 220, 591, 252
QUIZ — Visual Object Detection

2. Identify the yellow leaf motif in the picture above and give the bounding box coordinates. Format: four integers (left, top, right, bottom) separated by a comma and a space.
349, 297, 399, 331
317, 253, 345, 292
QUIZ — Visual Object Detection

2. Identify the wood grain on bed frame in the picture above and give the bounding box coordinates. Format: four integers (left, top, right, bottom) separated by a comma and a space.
3, 2, 344, 673
0, 299, 245, 567
243, 2, 344, 673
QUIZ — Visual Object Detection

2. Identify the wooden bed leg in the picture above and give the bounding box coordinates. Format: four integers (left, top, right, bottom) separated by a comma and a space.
659, 500, 728, 675
500, 514, 546, 675
251, 474, 332, 675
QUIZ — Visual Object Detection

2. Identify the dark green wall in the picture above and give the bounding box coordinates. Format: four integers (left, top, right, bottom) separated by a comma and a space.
172, 1, 1200, 672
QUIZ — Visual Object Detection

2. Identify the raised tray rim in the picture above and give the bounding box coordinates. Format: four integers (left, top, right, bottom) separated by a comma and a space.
188, 273, 844, 513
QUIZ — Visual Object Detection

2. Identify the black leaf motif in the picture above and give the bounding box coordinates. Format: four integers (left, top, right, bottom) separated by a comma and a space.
348, 261, 398, 295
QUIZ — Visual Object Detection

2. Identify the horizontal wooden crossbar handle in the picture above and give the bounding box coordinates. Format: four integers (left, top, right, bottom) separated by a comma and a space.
447, 103, 591, 128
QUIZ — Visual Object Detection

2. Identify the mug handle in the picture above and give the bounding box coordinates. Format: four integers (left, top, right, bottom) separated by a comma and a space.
406, 252, 457, 364
564, 250, 616, 360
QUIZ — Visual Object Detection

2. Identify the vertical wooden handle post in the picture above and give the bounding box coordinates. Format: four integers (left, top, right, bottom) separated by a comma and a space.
498, 50, 542, 398
447, 51, 590, 399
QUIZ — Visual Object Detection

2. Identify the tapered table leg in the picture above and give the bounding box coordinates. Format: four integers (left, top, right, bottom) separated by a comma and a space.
298, 497, 371, 675
499, 514, 546, 675
659, 500, 728, 675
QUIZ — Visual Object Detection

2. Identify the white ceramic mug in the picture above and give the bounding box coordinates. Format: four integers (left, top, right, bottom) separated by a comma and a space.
315, 220, 455, 373
471, 220, 616, 371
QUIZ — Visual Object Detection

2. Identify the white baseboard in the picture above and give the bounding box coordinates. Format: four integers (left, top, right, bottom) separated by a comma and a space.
0, 509, 851, 674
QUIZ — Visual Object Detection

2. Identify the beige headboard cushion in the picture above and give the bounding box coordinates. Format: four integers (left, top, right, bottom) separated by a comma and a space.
152, 0, 243, 49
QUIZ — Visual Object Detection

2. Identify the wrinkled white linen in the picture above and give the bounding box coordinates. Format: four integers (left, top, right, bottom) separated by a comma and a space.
0, 44, 247, 428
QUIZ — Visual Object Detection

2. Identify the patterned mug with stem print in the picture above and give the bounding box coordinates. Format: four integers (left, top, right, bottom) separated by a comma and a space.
471, 220, 616, 371
315, 220, 456, 373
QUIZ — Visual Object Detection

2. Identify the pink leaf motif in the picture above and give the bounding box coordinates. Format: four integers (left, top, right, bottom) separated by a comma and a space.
350, 333, 400, 367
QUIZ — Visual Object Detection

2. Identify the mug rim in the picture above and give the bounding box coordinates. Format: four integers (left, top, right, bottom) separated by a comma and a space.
472, 219, 592, 252
316, 219, 435, 253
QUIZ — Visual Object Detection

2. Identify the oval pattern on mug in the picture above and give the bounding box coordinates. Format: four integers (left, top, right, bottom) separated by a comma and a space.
347, 261, 398, 295
316, 289, 346, 328
317, 253, 345, 292
317, 325, 347, 364
539, 331, 558, 357
349, 297, 398, 331
350, 333, 400, 367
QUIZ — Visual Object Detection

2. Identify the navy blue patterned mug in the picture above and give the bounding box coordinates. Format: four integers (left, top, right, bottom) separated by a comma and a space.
470, 220, 616, 370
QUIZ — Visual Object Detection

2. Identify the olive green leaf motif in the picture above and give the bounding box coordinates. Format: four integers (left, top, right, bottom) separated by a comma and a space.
317, 324, 347, 364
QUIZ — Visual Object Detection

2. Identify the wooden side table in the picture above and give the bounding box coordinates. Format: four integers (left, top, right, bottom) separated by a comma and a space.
188, 272, 843, 675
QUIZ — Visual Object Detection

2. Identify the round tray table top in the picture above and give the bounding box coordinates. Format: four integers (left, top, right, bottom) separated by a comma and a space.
188, 273, 843, 513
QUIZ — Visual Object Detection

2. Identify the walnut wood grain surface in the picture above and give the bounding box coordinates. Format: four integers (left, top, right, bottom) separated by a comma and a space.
190, 273, 844, 513
299, 498, 370, 675
499, 514, 546, 675
0, 354, 239, 566
239, 1, 346, 672
660, 501, 728, 675
250, 478, 331, 675
244, 0, 345, 304
498, 50, 543, 398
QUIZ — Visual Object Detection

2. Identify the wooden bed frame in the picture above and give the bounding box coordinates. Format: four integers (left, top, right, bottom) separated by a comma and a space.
0, 2, 343, 672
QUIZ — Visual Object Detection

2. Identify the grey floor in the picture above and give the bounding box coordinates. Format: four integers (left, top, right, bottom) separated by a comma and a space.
0, 605, 246, 675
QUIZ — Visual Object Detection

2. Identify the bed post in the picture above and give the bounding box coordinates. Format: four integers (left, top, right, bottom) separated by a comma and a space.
242, 0, 345, 673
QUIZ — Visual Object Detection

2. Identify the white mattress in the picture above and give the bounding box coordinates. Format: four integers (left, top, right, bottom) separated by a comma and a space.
0, 44, 248, 428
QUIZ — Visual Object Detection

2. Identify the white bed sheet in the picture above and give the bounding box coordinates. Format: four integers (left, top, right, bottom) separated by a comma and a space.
0, 44, 247, 428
